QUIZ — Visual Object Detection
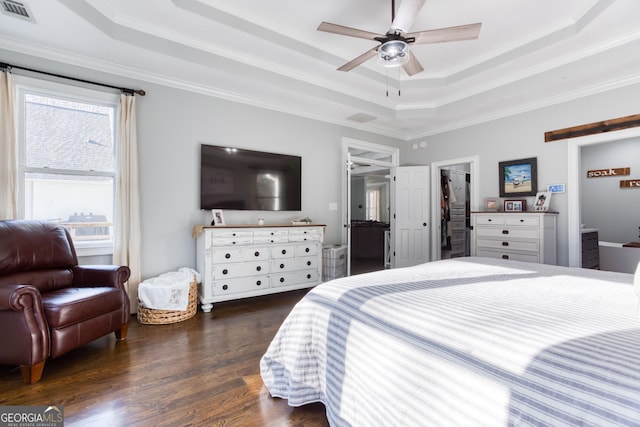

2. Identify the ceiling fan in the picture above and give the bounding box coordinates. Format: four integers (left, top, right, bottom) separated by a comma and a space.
317, 0, 481, 76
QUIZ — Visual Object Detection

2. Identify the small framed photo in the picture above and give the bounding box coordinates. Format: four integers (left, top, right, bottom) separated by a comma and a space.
211, 209, 225, 226
504, 199, 526, 212
533, 192, 551, 211
485, 197, 499, 212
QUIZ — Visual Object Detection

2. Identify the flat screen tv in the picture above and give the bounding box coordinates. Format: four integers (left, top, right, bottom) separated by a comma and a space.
200, 144, 302, 211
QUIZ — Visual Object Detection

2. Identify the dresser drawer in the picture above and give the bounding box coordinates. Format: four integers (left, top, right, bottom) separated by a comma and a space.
210, 236, 253, 246
505, 216, 540, 226
476, 248, 540, 263
210, 248, 244, 263
271, 257, 318, 273
295, 243, 319, 257
253, 236, 289, 244
253, 230, 288, 238
210, 275, 269, 295
474, 216, 505, 225
271, 246, 296, 259
271, 269, 319, 288
242, 247, 270, 261
476, 238, 539, 252
475, 227, 539, 239
212, 261, 269, 279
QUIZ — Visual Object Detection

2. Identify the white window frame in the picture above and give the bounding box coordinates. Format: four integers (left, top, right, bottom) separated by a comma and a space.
14, 75, 119, 256
366, 187, 380, 221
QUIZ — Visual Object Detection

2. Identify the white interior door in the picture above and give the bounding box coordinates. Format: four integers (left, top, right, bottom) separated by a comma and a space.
345, 153, 352, 276
392, 166, 430, 268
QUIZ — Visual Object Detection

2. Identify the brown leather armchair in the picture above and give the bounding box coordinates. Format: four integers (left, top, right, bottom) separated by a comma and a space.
0, 220, 131, 384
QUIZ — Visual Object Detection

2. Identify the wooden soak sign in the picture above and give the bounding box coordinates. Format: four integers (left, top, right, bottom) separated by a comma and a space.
586, 167, 630, 178
620, 179, 640, 188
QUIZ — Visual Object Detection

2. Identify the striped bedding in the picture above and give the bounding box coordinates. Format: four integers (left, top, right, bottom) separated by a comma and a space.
260, 257, 640, 426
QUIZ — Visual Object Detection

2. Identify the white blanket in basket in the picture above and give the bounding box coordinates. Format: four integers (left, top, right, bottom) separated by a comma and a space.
138, 267, 200, 311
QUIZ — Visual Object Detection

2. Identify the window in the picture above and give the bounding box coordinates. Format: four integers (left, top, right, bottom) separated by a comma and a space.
16, 77, 119, 255
366, 188, 380, 221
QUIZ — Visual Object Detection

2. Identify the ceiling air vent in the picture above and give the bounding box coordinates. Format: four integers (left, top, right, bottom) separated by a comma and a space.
347, 113, 376, 123
1, 0, 36, 23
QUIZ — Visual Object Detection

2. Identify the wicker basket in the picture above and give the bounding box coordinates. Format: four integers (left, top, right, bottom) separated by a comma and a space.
137, 278, 198, 325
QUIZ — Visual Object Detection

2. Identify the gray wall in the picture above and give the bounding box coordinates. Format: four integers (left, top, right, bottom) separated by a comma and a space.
401, 82, 640, 266
1, 49, 404, 279
580, 138, 640, 243
4, 48, 640, 272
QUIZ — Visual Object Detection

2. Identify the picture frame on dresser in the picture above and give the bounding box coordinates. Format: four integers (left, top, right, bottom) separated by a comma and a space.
211, 209, 225, 226
499, 157, 538, 197
504, 199, 526, 212
485, 197, 499, 212
534, 191, 552, 211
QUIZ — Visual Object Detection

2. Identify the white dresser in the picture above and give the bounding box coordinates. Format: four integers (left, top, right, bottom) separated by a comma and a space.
194, 224, 324, 312
471, 212, 557, 265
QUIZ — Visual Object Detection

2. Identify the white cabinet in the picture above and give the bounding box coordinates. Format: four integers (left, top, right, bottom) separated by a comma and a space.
471, 212, 557, 265
195, 225, 324, 312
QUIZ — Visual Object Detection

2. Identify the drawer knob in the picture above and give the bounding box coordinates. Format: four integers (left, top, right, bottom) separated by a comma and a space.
282, 249, 287, 255
502, 230, 509, 234
307, 261, 311, 266
305, 247, 310, 253
520, 219, 524, 222
280, 277, 285, 283
488, 219, 492, 222
502, 255, 509, 260
280, 263, 285, 269
256, 266, 262, 271
222, 269, 228, 275
222, 284, 228, 290
502, 242, 509, 246
307, 274, 311, 279
256, 280, 262, 286
225, 253, 231, 259
254, 251, 260, 257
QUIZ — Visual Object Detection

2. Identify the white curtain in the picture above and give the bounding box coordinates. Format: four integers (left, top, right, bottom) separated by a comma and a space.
0, 70, 17, 220
114, 94, 142, 312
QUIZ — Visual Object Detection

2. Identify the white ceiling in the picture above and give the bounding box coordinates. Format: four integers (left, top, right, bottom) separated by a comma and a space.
1, 0, 639, 140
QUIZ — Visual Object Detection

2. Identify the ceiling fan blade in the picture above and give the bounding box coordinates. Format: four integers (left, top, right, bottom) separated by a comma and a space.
391, 0, 427, 33
337, 48, 379, 72
402, 51, 424, 76
318, 22, 382, 41
407, 23, 482, 44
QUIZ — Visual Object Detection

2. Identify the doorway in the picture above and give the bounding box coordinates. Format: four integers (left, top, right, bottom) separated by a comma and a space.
431, 156, 480, 261
350, 166, 391, 275
342, 138, 399, 276
567, 126, 640, 269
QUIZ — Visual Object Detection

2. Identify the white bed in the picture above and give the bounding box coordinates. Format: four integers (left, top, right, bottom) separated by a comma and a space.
260, 257, 640, 426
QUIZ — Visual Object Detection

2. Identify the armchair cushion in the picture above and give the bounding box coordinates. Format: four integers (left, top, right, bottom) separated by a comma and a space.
42, 287, 126, 328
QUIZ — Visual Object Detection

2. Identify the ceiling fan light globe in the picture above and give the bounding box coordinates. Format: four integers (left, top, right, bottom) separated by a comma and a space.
377, 40, 410, 67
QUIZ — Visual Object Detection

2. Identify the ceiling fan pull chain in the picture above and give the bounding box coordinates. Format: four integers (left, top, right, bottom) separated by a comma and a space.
386, 72, 389, 97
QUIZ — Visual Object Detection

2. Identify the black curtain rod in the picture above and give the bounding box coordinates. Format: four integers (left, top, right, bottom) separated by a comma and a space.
0, 61, 145, 96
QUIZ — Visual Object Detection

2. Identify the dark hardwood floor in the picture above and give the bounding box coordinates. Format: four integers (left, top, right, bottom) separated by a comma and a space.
0, 289, 329, 427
